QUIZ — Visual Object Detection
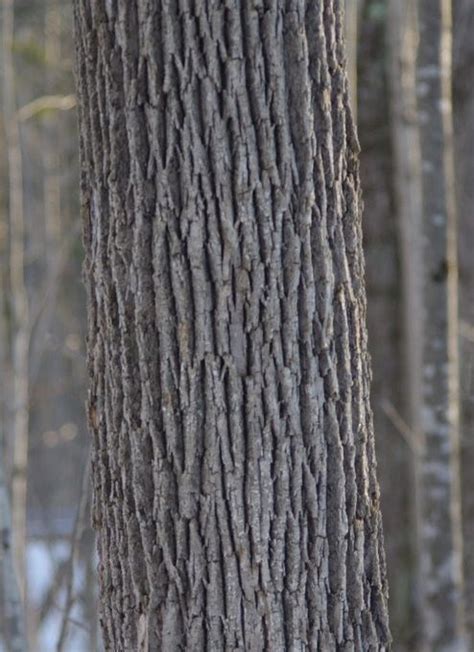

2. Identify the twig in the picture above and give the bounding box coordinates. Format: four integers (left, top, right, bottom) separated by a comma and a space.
52, 601, 90, 634
17, 94, 76, 122
381, 399, 420, 456
29, 221, 82, 385
56, 454, 90, 652
38, 559, 68, 625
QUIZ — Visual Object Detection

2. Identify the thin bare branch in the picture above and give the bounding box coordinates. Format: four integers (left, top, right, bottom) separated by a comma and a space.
381, 398, 420, 456
37, 560, 68, 625
17, 95, 76, 122
56, 455, 90, 652
29, 221, 82, 384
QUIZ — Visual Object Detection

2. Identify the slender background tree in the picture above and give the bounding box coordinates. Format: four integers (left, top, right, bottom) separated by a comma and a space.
2, 0, 30, 598
416, 0, 466, 648
453, 1, 474, 648
387, 0, 422, 644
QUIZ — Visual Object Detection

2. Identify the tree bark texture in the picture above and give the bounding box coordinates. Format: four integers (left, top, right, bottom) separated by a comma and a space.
343, 0, 359, 122
417, 0, 466, 649
74, 1, 390, 649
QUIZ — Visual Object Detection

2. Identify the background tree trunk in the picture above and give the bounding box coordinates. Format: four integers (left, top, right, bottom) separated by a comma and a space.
0, 1, 28, 619
2, 0, 30, 599
74, 2, 390, 649
355, 2, 417, 648
417, 0, 466, 648
43, 1, 62, 251
453, 0, 474, 647
0, 454, 28, 652
386, 0, 422, 646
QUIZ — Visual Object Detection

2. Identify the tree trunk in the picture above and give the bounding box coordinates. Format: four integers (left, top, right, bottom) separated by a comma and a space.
388, 0, 422, 453
73, 2, 390, 649
0, 455, 28, 652
417, 0, 466, 648
2, 0, 30, 598
356, 4, 416, 648
387, 0, 422, 646
453, 0, 474, 647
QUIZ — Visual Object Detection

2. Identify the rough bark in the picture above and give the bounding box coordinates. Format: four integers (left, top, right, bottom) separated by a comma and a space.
344, 0, 359, 121
74, 1, 390, 649
416, 0, 466, 649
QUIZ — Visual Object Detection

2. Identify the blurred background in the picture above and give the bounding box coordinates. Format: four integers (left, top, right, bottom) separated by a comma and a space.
0, 0, 472, 650
1, 0, 96, 649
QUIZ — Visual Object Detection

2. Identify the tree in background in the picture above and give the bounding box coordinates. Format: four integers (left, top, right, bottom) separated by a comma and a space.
453, 0, 474, 647
74, 1, 391, 648
360, 0, 471, 647
1, 0, 95, 649
416, 0, 466, 648
2, 0, 30, 599
387, 0, 423, 645
357, 1, 416, 647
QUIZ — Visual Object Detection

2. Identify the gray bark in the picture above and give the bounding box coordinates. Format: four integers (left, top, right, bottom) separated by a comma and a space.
417, 0, 466, 649
73, 1, 390, 649
453, 0, 474, 647
344, 0, 359, 122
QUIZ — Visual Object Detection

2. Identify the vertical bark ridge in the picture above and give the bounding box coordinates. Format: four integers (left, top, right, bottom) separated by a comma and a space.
74, 0, 390, 649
